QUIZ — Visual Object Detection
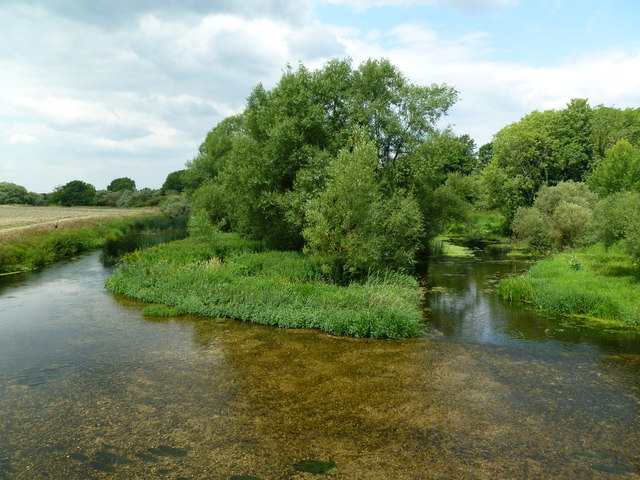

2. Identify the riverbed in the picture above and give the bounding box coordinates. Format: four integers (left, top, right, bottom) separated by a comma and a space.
0, 249, 638, 479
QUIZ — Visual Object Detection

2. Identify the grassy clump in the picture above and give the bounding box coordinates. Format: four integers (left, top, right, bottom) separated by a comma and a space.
106, 234, 423, 339
431, 238, 474, 257
499, 243, 640, 326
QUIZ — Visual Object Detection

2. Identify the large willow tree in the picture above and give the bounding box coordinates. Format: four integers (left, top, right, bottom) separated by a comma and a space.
185, 58, 460, 279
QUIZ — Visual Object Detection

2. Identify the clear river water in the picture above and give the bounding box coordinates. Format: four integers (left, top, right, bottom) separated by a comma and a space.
0, 246, 638, 479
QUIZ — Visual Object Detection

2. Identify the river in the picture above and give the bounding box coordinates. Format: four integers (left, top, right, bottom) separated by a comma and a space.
0, 248, 638, 479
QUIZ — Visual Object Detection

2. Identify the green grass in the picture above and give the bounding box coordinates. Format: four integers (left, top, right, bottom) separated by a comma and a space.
499, 243, 640, 327
431, 238, 474, 257
448, 209, 509, 242
0, 215, 176, 274
106, 234, 424, 339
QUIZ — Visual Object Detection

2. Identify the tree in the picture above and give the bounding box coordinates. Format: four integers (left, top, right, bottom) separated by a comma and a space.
593, 191, 640, 263
303, 135, 423, 281
185, 58, 459, 251
480, 99, 597, 220
511, 181, 597, 252
51, 180, 96, 207
0, 182, 30, 204
587, 139, 640, 196
591, 106, 640, 158
107, 177, 136, 192
161, 169, 187, 194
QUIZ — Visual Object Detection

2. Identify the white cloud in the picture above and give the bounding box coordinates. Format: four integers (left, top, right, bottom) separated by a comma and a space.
333, 23, 640, 145
320, 0, 518, 14
1, 0, 639, 192
8, 133, 39, 145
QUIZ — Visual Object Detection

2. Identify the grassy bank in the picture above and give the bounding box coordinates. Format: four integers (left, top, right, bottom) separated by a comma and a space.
0, 214, 168, 274
499, 243, 640, 327
106, 234, 424, 339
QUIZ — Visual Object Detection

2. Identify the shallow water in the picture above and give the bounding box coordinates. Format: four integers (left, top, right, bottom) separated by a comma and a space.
0, 251, 639, 479
425, 246, 640, 354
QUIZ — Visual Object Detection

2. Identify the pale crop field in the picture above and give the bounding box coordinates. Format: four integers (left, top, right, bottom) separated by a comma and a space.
0, 205, 156, 235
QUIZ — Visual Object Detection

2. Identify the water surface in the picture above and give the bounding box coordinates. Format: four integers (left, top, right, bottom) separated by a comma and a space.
0, 251, 638, 479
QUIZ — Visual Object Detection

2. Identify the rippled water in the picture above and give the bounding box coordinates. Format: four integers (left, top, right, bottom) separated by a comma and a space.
0, 251, 638, 479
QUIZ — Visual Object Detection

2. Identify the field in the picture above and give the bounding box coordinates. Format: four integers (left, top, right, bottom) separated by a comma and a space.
0, 205, 156, 236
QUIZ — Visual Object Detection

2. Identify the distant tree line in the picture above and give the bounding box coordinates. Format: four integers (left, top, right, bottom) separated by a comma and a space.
0, 171, 187, 215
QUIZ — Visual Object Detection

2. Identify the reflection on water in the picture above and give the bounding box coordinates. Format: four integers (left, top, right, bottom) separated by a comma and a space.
0, 252, 639, 479
425, 246, 640, 354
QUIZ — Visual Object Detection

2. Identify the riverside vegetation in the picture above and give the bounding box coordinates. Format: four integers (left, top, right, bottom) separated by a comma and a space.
7, 58, 640, 335
0, 214, 185, 275
105, 58, 640, 336
106, 233, 422, 339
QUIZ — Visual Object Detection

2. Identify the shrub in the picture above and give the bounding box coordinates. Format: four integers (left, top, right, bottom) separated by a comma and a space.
593, 191, 640, 263
510, 181, 597, 252
0, 182, 31, 204
159, 195, 190, 218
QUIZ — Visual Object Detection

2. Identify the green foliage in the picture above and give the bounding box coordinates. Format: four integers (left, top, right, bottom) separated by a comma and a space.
107, 177, 136, 192
593, 191, 640, 263
184, 58, 459, 256
50, 180, 96, 206
100, 216, 188, 266
303, 136, 423, 281
499, 244, 640, 326
161, 169, 187, 194
106, 235, 423, 339
189, 179, 230, 232
159, 195, 190, 218
115, 188, 161, 207
481, 99, 597, 219
0, 217, 147, 273
591, 106, 640, 158
512, 181, 597, 252
0, 182, 34, 204
587, 139, 640, 195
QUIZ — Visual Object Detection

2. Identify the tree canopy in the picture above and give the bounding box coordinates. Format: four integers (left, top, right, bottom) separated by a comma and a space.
481, 100, 640, 219
107, 177, 136, 192
51, 180, 96, 207
185, 58, 460, 278
0, 182, 31, 204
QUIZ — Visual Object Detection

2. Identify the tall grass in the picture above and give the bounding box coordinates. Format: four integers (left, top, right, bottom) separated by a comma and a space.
0, 215, 172, 274
499, 243, 640, 327
100, 215, 188, 265
106, 235, 424, 339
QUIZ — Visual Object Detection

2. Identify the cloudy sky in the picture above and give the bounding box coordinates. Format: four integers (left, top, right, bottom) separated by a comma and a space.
1, 0, 639, 193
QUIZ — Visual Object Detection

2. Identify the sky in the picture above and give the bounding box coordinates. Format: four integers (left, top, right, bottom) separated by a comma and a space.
1, 0, 639, 193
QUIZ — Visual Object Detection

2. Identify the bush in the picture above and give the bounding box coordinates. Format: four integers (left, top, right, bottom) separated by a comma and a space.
159, 195, 190, 218
0, 182, 31, 204
593, 191, 640, 263
511, 181, 597, 252
588, 139, 640, 196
